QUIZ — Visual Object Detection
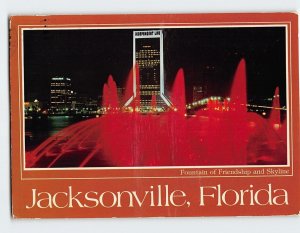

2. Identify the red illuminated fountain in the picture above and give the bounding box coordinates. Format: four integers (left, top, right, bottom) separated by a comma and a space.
26, 59, 287, 168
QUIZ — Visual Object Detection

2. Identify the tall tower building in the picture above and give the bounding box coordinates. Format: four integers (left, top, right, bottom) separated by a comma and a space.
50, 77, 74, 114
125, 30, 171, 112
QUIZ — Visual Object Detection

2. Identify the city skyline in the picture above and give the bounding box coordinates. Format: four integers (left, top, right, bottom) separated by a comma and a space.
24, 27, 286, 106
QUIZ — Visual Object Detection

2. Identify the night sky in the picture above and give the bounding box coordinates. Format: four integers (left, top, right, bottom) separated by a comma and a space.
24, 27, 286, 105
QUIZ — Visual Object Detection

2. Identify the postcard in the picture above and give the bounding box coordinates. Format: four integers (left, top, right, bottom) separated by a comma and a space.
10, 13, 299, 217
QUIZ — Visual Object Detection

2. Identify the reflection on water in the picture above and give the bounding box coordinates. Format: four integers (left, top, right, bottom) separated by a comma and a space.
25, 116, 93, 151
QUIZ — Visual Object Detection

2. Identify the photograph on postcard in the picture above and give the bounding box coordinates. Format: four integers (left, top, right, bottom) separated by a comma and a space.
23, 26, 287, 168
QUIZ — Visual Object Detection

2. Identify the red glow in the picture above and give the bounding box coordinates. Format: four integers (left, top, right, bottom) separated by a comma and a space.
26, 59, 287, 168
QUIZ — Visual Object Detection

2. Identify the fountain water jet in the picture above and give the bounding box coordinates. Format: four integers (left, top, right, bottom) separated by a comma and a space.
227, 58, 248, 164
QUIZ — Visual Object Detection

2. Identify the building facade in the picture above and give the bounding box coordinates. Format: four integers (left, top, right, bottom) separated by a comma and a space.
125, 30, 171, 112
50, 76, 74, 114
193, 86, 206, 102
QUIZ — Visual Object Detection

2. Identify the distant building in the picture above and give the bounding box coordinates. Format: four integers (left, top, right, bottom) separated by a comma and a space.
24, 99, 42, 115
117, 87, 125, 104
193, 86, 206, 102
50, 77, 74, 114
73, 95, 99, 115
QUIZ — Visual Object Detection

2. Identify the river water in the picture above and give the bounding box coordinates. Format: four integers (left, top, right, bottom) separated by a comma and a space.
25, 116, 94, 151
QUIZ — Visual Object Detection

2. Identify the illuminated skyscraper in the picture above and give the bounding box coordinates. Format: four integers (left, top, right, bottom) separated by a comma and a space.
50, 76, 74, 114
125, 30, 171, 112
